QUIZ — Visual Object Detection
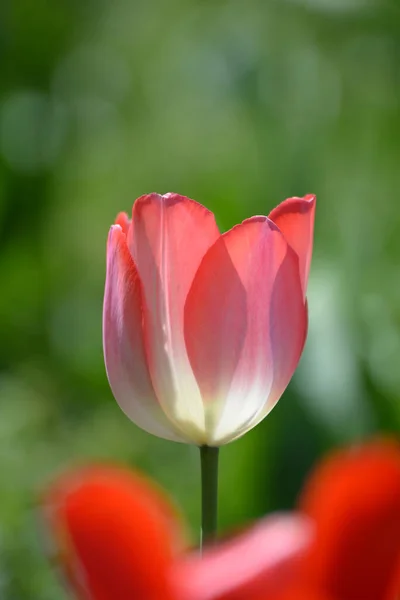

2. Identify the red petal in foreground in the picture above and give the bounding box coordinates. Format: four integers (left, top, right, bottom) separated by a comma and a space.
261, 592, 333, 600
43, 465, 184, 600
269, 195, 316, 297
273, 592, 333, 600
173, 515, 312, 600
299, 440, 400, 600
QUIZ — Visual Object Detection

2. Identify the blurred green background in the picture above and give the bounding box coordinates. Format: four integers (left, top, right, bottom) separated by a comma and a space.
1, 0, 399, 597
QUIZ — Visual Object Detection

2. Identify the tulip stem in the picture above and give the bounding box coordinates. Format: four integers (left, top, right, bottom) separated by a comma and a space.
200, 445, 219, 551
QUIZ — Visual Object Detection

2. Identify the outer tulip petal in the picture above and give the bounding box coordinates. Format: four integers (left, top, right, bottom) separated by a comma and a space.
299, 440, 400, 600
185, 217, 306, 444
103, 225, 186, 442
173, 514, 313, 600
269, 195, 316, 297
43, 465, 183, 600
128, 193, 220, 442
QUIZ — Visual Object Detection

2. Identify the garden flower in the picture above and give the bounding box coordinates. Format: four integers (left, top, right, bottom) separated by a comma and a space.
43, 440, 400, 600
103, 193, 315, 445
297, 439, 400, 600
44, 465, 310, 600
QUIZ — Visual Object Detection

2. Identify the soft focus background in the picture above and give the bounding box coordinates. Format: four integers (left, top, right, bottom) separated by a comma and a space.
0, 0, 399, 597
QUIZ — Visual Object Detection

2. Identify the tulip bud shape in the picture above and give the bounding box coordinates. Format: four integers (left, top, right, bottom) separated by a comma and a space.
103, 193, 315, 445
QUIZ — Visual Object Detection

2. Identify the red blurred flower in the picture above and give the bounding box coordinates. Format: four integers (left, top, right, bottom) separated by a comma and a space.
298, 440, 400, 600
103, 193, 315, 445
43, 440, 400, 600
44, 466, 183, 600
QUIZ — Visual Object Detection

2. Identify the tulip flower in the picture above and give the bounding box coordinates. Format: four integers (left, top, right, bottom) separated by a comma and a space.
298, 440, 400, 600
44, 466, 182, 600
43, 440, 400, 600
103, 193, 315, 447
43, 464, 311, 600
103, 192, 315, 545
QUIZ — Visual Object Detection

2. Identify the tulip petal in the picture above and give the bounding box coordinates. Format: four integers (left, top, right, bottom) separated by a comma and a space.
299, 440, 400, 600
128, 193, 220, 442
115, 211, 131, 235
273, 592, 333, 600
185, 217, 307, 444
269, 195, 316, 297
103, 225, 185, 442
43, 465, 183, 600
173, 514, 312, 600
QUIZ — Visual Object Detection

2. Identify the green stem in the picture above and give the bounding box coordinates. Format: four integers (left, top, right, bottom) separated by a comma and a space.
200, 445, 219, 551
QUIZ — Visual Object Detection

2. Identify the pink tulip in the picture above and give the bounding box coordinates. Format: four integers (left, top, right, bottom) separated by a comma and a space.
103, 193, 315, 445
